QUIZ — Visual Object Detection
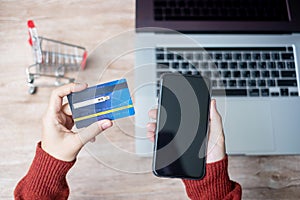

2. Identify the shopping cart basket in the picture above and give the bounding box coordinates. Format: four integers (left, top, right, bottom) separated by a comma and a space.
26, 20, 87, 94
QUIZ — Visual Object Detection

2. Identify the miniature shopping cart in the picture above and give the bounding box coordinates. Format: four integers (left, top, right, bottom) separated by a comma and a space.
26, 20, 87, 94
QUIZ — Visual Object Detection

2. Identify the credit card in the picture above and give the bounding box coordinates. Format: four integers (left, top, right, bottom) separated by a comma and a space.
67, 79, 135, 128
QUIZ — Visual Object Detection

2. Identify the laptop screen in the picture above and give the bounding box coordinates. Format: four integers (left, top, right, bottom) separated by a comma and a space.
136, 0, 300, 33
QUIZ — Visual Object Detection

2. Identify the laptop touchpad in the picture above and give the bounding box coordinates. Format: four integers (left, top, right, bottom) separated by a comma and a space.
222, 100, 275, 154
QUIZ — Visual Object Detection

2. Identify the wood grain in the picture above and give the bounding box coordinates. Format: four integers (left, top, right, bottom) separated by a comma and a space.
0, 1, 300, 199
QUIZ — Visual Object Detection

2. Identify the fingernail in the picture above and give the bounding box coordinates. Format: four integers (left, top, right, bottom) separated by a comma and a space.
73, 83, 88, 91
101, 121, 112, 129
214, 100, 217, 110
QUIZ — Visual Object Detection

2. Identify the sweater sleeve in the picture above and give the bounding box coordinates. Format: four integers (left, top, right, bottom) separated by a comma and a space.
182, 156, 242, 200
14, 142, 75, 200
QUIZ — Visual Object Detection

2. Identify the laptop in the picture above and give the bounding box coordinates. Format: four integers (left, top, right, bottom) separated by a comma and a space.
134, 0, 300, 156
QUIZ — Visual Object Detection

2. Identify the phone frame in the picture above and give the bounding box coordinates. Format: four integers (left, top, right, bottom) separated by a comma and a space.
152, 73, 212, 180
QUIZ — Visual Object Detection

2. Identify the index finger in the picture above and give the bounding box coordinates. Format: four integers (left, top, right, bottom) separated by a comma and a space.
49, 83, 88, 113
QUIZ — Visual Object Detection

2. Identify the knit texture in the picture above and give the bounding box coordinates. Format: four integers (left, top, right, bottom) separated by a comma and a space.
182, 156, 241, 200
14, 142, 75, 200
14, 143, 241, 200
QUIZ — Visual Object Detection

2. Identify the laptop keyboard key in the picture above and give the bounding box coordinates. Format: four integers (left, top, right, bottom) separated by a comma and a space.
196, 53, 205, 60
262, 70, 270, 78
258, 62, 266, 69
185, 53, 193, 60
156, 54, 164, 60
271, 71, 279, 78
280, 88, 289, 96
248, 80, 256, 87
212, 80, 217, 87
213, 71, 221, 78
249, 62, 257, 69
288, 46, 294, 52
200, 62, 208, 69
287, 62, 295, 69
224, 53, 232, 60
223, 71, 231, 78
271, 53, 280, 60
230, 62, 238, 69
242, 70, 250, 78
219, 80, 227, 87
233, 71, 241, 78
238, 80, 246, 87
267, 62, 276, 69
252, 53, 261, 60
203, 71, 211, 77
277, 62, 285, 69
239, 62, 247, 69
243, 53, 251, 60
214, 53, 222, 60
229, 80, 237, 87
181, 62, 189, 69
233, 53, 242, 60
290, 92, 299, 96
176, 54, 183, 60
277, 79, 297, 87
281, 70, 296, 78
261, 89, 269, 96
271, 92, 280, 96
220, 62, 228, 69
249, 89, 259, 96
167, 53, 174, 60
262, 53, 270, 60
258, 79, 266, 87
252, 71, 260, 78
157, 62, 169, 69
172, 62, 179, 69
192, 62, 199, 69
281, 53, 294, 60
267, 79, 275, 87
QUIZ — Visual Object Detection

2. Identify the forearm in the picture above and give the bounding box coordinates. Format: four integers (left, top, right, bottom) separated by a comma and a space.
182, 156, 242, 200
14, 142, 75, 200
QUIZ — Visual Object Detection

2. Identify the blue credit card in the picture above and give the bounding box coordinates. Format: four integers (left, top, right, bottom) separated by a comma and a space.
67, 79, 135, 129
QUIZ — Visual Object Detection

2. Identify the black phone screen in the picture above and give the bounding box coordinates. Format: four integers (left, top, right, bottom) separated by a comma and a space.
153, 74, 211, 179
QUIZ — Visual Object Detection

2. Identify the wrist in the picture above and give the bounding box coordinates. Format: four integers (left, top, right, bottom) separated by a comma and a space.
182, 155, 233, 200
21, 142, 75, 196
41, 140, 77, 162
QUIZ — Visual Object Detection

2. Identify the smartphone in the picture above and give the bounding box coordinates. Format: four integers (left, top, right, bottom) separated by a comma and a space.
153, 73, 211, 180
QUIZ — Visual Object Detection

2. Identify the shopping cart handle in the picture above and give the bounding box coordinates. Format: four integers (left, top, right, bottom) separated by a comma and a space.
27, 20, 35, 46
27, 19, 42, 63
27, 20, 35, 28
81, 51, 88, 70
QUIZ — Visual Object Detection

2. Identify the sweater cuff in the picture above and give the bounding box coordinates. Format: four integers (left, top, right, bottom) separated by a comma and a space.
182, 156, 233, 200
22, 142, 75, 196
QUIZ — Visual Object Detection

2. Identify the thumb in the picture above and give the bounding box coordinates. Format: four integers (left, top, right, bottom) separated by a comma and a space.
209, 99, 224, 137
210, 99, 221, 122
77, 120, 113, 145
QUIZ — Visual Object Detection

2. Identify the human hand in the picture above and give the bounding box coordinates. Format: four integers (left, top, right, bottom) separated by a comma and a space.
146, 99, 225, 163
41, 83, 113, 162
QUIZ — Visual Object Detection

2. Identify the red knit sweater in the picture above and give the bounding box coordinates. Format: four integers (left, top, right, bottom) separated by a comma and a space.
14, 143, 241, 200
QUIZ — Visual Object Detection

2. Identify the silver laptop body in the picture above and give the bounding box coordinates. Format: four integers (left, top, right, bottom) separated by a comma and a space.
134, 0, 300, 156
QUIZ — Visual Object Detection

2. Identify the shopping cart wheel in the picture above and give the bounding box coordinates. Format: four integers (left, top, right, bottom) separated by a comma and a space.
27, 75, 34, 84
28, 86, 37, 95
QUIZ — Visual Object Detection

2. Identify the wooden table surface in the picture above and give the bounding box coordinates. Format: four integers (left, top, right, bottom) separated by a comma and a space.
0, 1, 300, 199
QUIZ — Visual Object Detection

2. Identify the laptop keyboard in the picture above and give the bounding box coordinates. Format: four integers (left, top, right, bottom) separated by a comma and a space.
153, 0, 289, 21
155, 46, 299, 97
